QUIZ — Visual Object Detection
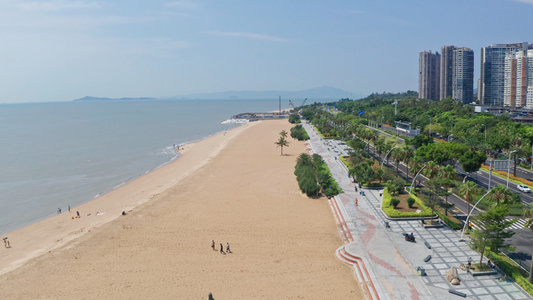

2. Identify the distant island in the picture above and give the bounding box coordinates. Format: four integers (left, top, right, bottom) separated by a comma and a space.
72, 86, 362, 102
73, 96, 158, 102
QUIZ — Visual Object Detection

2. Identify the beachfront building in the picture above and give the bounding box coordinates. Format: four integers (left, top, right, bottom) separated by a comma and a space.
504, 48, 533, 108
440, 46, 455, 100
419, 51, 440, 101
479, 42, 531, 106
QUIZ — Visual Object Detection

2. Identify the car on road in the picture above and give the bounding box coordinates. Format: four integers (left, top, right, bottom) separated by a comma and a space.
517, 184, 532, 193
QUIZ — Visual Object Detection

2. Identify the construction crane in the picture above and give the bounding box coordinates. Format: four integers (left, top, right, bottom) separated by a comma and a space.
288, 100, 296, 111
300, 98, 307, 107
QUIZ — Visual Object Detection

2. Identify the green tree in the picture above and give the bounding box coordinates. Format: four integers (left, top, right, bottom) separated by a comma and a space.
459, 181, 481, 215
275, 130, 290, 155
458, 150, 488, 183
487, 185, 516, 207
470, 205, 517, 265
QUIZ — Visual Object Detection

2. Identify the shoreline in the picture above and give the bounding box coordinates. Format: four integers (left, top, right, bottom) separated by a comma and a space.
0, 121, 256, 276
0, 119, 361, 299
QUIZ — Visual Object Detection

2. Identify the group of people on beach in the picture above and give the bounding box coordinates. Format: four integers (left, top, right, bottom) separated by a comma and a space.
212, 240, 232, 255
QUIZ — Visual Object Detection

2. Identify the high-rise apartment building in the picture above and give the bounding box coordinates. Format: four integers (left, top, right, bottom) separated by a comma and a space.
440, 46, 455, 100
505, 49, 533, 108
479, 42, 531, 106
452, 47, 474, 104
419, 51, 440, 101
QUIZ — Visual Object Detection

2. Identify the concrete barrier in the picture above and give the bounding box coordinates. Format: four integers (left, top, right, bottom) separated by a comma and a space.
424, 255, 432, 262
424, 241, 431, 249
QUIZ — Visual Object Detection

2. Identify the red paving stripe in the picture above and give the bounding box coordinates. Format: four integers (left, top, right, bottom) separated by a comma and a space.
368, 252, 403, 276
407, 282, 420, 300
329, 198, 350, 243
331, 196, 354, 242
357, 212, 376, 246
341, 248, 380, 300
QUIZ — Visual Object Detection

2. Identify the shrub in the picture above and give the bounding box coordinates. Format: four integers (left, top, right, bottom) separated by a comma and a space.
407, 197, 416, 208
382, 188, 433, 218
391, 198, 400, 208
436, 212, 463, 230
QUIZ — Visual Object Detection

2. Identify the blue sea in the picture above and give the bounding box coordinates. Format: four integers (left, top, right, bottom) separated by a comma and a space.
0, 99, 291, 236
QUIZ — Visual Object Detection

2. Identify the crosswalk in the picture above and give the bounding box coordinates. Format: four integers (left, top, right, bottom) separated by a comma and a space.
469, 218, 530, 231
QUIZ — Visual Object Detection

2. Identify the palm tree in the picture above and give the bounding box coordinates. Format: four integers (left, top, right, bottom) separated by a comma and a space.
374, 138, 386, 160
487, 184, 515, 207
401, 145, 414, 180
275, 131, 290, 155
424, 161, 441, 179
459, 181, 480, 215
390, 148, 402, 174
440, 165, 456, 180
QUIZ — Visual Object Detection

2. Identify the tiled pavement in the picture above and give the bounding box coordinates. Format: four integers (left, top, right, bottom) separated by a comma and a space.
303, 123, 532, 300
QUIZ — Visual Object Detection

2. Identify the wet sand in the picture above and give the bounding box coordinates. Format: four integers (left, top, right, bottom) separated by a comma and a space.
0, 119, 362, 299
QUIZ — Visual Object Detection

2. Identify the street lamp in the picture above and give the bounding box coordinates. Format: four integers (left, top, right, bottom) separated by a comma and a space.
482, 124, 487, 143
409, 165, 426, 193
506, 150, 518, 188
381, 145, 398, 169
459, 190, 491, 242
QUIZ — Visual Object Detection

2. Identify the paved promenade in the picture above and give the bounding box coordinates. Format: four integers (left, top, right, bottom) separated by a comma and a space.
303, 123, 531, 300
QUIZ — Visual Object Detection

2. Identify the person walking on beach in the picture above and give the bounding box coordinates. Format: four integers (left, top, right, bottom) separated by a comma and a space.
57, 208, 61, 214
220, 243, 225, 254
68, 205, 70, 212
226, 243, 232, 253
212, 240, 215, 251
3, 237, 7, 248
76, 211, 80, 218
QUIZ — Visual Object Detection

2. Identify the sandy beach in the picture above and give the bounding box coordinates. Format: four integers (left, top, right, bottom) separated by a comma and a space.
0, 119, 362, 299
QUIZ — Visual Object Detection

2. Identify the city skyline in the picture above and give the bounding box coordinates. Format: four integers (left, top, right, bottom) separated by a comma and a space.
1, 0, 533, 104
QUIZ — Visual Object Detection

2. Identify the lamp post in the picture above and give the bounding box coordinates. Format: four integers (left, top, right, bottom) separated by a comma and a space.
409, 165, 426, 192
482, 124, 487, 143
381, 145, 398, 169
459, 190, 491, 242
507, 150, 517, 188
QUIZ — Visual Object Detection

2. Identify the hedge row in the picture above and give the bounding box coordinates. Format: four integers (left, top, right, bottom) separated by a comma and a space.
436, 212, 463, 230
382, 188, 433, 218
486, 250, 533, 296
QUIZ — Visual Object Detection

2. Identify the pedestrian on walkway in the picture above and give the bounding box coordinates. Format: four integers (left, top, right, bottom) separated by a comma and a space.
226, 243, 232, 253
355, 198, 358, 206
468, 256, 472, 268
220, 243, 225, 255
212, 240, 215, 251
354, 186, 358, 192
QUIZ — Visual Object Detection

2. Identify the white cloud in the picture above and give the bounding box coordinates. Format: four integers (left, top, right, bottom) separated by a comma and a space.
0, 0, 103, 11
206, 30, 291, 42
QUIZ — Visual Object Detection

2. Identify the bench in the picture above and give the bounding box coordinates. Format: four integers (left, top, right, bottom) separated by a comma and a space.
448, 289, 466, 298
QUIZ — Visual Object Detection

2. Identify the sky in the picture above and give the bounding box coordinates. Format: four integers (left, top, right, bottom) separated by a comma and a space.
1, 0, 533, 103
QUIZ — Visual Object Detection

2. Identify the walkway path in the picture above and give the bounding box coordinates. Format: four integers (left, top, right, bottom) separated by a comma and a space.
303, 123, 531, 300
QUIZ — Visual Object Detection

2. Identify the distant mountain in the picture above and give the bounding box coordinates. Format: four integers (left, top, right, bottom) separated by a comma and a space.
73, 96, 157, 102
175, 86, 360, 100
73, 86, 362, 102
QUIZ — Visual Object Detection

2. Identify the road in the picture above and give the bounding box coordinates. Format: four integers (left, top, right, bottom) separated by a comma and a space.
307, 120, 533, 271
